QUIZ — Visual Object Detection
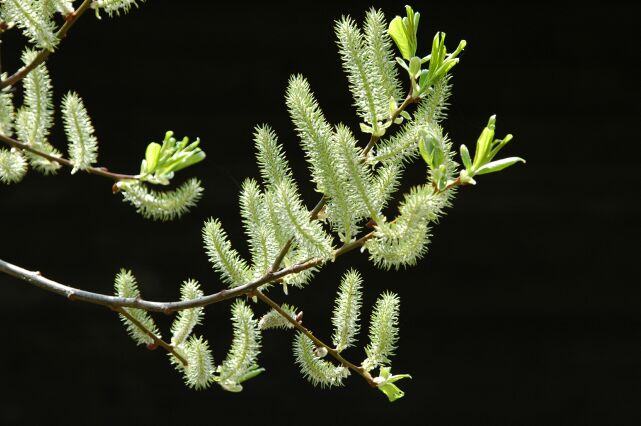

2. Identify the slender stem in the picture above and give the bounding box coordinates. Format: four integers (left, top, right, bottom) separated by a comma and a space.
269, 195, 327, 273
362, 94, 418, 157
0, 133, 138, 181
113, 306, 188, 366
253, 290, 375, 387
0, 230, 373, 313
0, 0, 94, 89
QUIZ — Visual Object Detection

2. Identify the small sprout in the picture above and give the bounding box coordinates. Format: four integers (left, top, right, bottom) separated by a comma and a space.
374, 366, 412, 402
418, 33, 466, 95
459, 115, 525, 183
144, 142, 161, 173
460, 144, 472, 170
139, 131, 206, 185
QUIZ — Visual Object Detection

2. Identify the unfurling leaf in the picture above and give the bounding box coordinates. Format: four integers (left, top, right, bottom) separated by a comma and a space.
388, 5, 419, 60
461, 115, 524, 181
139, 131, 206, 185
144, 142, 161, 174
374, 366, 412, 402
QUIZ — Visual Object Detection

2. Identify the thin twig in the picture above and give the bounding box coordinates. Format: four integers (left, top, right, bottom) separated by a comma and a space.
253, 290, 376, 387
113, 306, 188, 366
0, 0, 94, 89
0, 133, 138, 181
362, 94, 418, 157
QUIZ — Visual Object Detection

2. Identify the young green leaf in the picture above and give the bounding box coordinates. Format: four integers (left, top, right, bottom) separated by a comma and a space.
139, 131, 205, 185
460, 144, 472, 170
144, 142, 161, 173
388, 16, 411, 60
475, 156, 526, 175
374, 366, 412, 402
387, 5, 419, 60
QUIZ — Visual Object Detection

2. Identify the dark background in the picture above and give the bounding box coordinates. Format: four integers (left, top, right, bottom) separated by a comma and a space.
1, 1, 639, 424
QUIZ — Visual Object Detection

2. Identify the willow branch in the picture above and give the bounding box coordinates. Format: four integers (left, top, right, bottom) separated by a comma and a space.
0, 0, 94, 89
253, 289, 376, 387
0, 236, 370, 313
0, 133, 138, 181
113, 306, 188, 366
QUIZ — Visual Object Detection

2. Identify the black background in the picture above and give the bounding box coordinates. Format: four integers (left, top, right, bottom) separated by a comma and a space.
1, 1, 640, 424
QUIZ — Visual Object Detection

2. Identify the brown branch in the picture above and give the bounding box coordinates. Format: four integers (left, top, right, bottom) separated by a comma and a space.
253, 290, 376, 387
0, 0, 94, 89
0, 133, 138, 181
362, 94, 418, 157
0, 234, 373, 314
113, 306, 188, 366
